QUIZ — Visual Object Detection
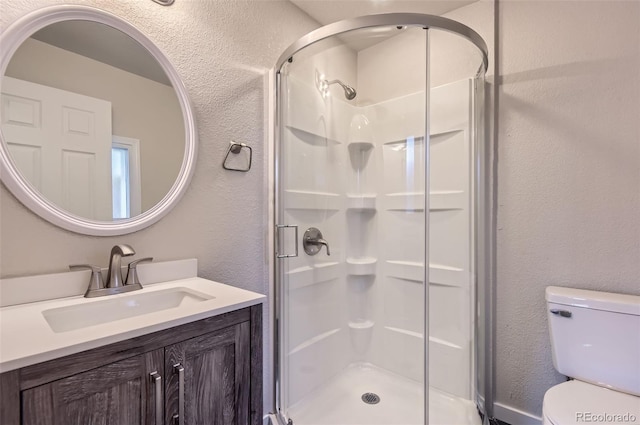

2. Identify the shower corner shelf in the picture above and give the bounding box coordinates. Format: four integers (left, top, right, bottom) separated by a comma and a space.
346, 257, 377, 275
346, 194, 376, 211
348, 320, 375, 330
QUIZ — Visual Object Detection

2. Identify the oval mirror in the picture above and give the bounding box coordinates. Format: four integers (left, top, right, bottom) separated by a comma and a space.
0, 6, 197, 236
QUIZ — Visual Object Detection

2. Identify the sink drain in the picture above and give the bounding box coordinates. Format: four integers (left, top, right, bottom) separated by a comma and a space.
361, 392, 380, 405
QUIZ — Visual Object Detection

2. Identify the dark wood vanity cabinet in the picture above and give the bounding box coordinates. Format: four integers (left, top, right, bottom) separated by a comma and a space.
0, 305, 262, 425
22, 350, 164, 425
165, 322, 251, 425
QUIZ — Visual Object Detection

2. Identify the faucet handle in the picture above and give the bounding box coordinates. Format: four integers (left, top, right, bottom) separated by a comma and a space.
125, 257, 153, 286
302, 227, 331, 256
70, 264, 104, 292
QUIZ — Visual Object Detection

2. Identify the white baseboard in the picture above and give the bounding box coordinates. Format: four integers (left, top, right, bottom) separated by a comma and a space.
494, 402, 542, 425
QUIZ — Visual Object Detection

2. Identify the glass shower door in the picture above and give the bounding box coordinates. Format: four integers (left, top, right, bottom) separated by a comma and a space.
275, 25, 428, 425
276, 54, 348, 421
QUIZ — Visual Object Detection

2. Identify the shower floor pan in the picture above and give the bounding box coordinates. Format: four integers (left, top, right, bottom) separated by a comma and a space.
286, 363, 481, 425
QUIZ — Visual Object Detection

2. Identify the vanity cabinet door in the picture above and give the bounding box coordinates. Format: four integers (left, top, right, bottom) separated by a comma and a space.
21, 349, 164, 425
165, 322, 251, 425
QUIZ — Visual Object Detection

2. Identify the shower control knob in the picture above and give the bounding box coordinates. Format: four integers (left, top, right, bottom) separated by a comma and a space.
303, 227, 331, 256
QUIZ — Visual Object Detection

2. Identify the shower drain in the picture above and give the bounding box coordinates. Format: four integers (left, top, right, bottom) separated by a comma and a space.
361, 392, 381, 405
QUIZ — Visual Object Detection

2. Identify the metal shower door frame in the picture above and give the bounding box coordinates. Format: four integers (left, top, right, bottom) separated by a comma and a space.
271, 12, 490, 425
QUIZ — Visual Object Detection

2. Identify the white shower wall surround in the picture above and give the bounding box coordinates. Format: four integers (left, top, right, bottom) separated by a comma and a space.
281, 74, 476, 419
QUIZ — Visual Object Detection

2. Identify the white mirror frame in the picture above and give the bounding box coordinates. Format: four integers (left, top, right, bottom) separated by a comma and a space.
0, 5, 197, 236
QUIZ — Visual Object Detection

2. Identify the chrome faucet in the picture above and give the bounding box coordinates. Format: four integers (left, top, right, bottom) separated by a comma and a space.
70, 245, 152, 298
106, 244, 135, 288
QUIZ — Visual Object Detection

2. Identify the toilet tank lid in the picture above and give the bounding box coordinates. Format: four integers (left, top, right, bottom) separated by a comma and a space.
546, 286, 640, 316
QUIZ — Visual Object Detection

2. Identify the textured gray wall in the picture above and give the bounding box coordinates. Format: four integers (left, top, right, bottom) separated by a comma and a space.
495, 0, 640, 418
434, 0, 639, 419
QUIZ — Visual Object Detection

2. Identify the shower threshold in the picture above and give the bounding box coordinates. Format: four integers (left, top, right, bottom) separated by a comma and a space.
286, 363, 481, 425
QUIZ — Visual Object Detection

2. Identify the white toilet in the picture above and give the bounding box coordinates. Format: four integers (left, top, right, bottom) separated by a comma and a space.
543, 286, 640, 425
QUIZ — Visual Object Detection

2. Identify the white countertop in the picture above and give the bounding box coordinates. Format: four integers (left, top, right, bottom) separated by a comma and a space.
0, 275, 265, 373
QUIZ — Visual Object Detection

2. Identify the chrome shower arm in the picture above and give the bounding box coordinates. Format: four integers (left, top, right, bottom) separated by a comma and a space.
324, 79, 357, 100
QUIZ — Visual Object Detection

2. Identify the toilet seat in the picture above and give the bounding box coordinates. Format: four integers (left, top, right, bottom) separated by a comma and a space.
543, 380, 640, 425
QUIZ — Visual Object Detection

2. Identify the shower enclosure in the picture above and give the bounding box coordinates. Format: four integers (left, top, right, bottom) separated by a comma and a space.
272, 14, 489, 425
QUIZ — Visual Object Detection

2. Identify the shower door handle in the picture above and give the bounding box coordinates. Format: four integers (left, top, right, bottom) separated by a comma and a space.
276, 224, 299, 258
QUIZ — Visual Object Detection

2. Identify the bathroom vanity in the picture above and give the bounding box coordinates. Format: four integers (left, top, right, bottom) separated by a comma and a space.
0, 260, 265, 425
1, 306, 262, 425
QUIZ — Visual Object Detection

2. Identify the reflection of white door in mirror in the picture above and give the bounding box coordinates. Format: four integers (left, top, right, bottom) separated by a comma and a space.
1, 76, 112, 220
112, 135, 141, 220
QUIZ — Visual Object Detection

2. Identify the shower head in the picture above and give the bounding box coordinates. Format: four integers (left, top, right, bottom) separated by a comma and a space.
325, 79, 357, 100
342, 85, 357, 101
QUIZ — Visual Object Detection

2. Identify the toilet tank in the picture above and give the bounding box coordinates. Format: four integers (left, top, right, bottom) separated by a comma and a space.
546, 286, 640, 396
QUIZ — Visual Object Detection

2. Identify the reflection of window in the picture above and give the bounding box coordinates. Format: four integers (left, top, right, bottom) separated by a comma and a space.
112, 147, 130, 219
112, 136, 141, 220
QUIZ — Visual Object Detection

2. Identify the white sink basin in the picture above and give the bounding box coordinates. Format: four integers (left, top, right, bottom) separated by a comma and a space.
42, 287, 214, 333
